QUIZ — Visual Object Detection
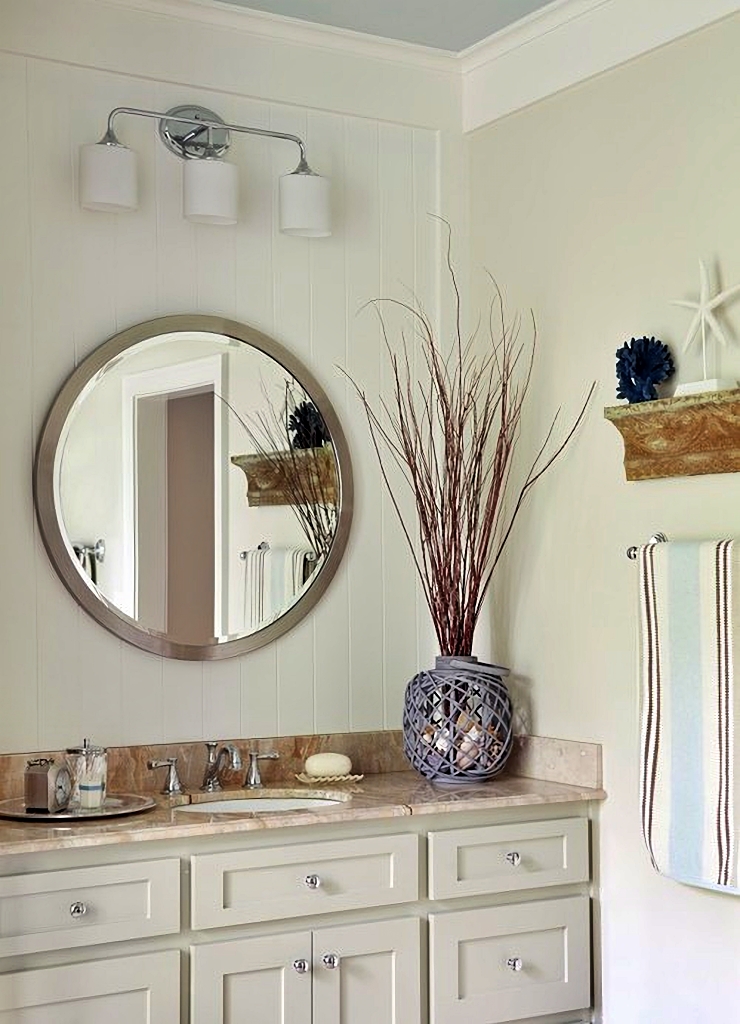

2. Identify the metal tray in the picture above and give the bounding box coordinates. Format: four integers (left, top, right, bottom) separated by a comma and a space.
0, 793, 156, 822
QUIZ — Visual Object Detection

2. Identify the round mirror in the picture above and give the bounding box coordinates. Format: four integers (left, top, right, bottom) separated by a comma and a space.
34, 315, 353, 659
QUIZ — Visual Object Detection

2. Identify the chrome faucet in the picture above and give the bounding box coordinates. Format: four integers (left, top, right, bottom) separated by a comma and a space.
201, 742, 243, 793
246, 750, 279, 788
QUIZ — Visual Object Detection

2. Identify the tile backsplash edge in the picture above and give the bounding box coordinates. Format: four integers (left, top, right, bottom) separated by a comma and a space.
0, 732, 601, 799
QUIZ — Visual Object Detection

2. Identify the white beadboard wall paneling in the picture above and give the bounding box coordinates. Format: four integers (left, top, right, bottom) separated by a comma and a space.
275, 615, 315, 736
343, 118, 384, 733
162, 658, 203, 741
28, 59, 84, 751
0, 54, 37, 752
378, 123, 419, 728
1, 0, 459, 132
121, 646, 165, 745
307, 111, 351, 734
461, 0, 740, 132
233, 101, 275, 334
240, 642, 278, 738
203, 659, 242, 740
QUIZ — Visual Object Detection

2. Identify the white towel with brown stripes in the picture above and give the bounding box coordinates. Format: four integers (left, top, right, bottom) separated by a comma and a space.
639, 539, 739, 893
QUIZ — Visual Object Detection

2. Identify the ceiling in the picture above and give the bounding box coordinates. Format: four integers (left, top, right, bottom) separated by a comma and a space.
215, 0, 556, 52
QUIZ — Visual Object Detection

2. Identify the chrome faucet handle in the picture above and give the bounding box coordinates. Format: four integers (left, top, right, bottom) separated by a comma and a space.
246, 750, 279, 788
147, 757, 184, 795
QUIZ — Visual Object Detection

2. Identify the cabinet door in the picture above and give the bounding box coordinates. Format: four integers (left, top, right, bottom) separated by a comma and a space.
0, 949, 179, 1024
191, 931, 312, 1024
312, 917, 421, 1024
430, 896, 590, 1023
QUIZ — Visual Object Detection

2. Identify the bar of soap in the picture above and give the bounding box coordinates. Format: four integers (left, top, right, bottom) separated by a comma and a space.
304, 753, 352, 777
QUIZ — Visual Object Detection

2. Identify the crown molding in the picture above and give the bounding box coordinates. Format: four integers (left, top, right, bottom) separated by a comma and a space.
460, 0, 610, 72
461, 0, 740, 132
93, 0, 458, 72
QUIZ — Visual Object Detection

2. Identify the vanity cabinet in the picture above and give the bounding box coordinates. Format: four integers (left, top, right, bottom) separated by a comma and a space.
0, 949, 180, 1023
0, 802, 596, 1024
191, 917, 420, 1024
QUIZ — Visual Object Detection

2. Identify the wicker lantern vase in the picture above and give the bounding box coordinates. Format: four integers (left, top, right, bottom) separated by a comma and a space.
402, 656, 513, 784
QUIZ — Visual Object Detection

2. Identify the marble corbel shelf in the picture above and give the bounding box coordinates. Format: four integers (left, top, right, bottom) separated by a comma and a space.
605, 388, 740, 481
231, 445, 337, 506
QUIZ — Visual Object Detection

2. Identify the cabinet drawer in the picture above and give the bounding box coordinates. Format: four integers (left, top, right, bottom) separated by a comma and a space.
429, 817, 589, 899
0, 859, 180, 956
430, 895, 590, 1023
191, 833, 418, 929
0, 949, 179, 1023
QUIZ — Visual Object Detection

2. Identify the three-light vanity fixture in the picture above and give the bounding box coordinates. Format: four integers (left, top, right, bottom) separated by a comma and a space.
79, 103, 331, 236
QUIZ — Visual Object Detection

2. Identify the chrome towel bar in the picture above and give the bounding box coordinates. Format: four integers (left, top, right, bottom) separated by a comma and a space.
626, 532, 668, 560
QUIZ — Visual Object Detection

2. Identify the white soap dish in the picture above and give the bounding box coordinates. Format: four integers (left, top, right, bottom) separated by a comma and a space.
295, 773, 364, 785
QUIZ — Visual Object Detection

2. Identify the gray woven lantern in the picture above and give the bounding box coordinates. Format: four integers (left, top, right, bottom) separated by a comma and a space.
402, 657, 513, 784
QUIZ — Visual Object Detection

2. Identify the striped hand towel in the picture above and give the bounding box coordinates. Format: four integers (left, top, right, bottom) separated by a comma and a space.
640, 540, 739, 893
243, 547, 314, 632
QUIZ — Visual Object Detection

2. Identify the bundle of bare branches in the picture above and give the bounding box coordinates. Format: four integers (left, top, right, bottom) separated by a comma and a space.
347, 229, 594, 657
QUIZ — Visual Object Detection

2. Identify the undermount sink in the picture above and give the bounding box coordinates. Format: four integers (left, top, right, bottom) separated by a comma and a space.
178, 794, 346, 814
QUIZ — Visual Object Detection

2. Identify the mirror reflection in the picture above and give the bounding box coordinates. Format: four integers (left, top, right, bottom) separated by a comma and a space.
38, 320, 351, 657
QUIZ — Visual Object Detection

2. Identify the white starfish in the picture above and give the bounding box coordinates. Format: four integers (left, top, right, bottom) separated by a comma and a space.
671, 260, 740, 379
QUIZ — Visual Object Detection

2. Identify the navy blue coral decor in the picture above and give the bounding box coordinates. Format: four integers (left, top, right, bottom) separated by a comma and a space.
616, 336, 674, 403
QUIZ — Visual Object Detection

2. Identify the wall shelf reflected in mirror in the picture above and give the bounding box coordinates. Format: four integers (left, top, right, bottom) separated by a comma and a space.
231, 446, 338, 508
34, 315, 353, 661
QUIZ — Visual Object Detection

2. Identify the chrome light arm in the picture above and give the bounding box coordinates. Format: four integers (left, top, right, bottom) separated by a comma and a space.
102, 105, 308, 168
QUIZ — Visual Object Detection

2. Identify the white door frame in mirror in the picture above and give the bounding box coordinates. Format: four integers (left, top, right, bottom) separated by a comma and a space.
120, 354, 226, 630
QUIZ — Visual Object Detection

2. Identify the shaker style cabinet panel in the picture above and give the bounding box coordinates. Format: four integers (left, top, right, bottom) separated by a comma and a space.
0, 949, 180, 1024
191, 833, 419, 929
428, 817, 589, 900
312, 917, 421, 1024
429, 895, 591, 1024
0, 858, 180, 957
191, 917, 420, 1024
191, 931, 313, 1024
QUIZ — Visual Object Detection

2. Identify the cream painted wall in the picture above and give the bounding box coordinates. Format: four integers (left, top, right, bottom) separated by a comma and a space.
469, 14, 740, 1023
0, 0, 462, 752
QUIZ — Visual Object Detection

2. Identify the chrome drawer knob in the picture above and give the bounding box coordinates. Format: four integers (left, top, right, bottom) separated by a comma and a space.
69, 901, 88, 919
505, 851, 522, 867
506, 957, 523, 972
305, 874, 322, 889
322, 953, 340, 970
292, 959, 310, 974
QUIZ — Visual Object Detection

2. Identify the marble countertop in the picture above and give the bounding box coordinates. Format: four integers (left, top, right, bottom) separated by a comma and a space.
0, 770, 606, 856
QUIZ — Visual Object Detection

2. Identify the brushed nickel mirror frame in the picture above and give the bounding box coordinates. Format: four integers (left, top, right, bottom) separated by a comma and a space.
34, 314, 354, 660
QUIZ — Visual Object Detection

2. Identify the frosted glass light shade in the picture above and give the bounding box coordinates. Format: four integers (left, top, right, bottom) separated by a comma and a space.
279, 170, 331, 237
183, 159, 238, 225
79, 142, 138, 212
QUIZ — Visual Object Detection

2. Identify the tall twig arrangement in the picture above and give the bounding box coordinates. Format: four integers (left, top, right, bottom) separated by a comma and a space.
224, 382, 338, 563
346, 231, 594, 657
